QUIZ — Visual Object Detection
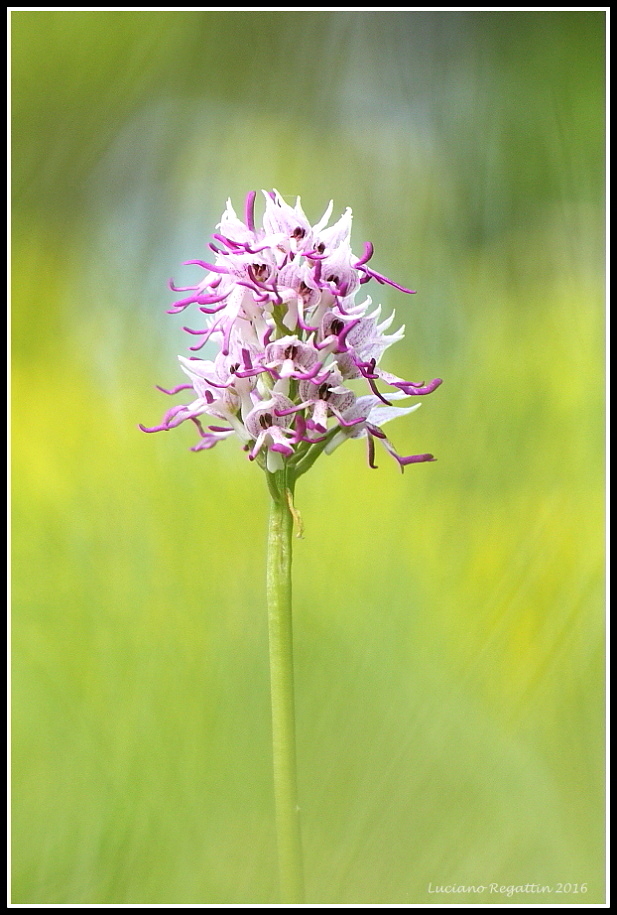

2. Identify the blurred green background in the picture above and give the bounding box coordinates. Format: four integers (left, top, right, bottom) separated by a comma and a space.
12, 11, 605, 905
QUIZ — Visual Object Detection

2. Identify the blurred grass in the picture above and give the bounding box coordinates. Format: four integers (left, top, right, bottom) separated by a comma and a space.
12, 10, 605, 904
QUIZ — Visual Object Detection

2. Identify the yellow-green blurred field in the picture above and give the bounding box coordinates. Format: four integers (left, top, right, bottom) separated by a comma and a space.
12, 11, 605, 905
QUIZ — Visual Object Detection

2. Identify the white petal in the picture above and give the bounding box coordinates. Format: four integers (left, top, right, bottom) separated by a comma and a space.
178, 355, 216, 379
312, 199, 334, 234
367, 402, 421, 427
318, 208, 353, 249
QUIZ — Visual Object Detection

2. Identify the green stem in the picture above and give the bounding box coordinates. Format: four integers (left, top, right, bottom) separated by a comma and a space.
266, 469, 305, 904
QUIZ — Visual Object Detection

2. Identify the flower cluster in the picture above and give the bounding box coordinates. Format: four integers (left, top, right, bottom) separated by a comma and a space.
141, 191, 441, 476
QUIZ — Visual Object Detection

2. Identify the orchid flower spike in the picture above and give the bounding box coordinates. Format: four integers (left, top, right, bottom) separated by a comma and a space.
142, 191, 441, 476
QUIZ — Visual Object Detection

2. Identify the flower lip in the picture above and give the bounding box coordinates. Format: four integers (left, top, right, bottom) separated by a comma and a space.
392, 377, 443, 396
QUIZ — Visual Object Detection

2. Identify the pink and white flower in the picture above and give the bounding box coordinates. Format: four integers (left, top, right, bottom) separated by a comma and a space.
141, 191, 441, 474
